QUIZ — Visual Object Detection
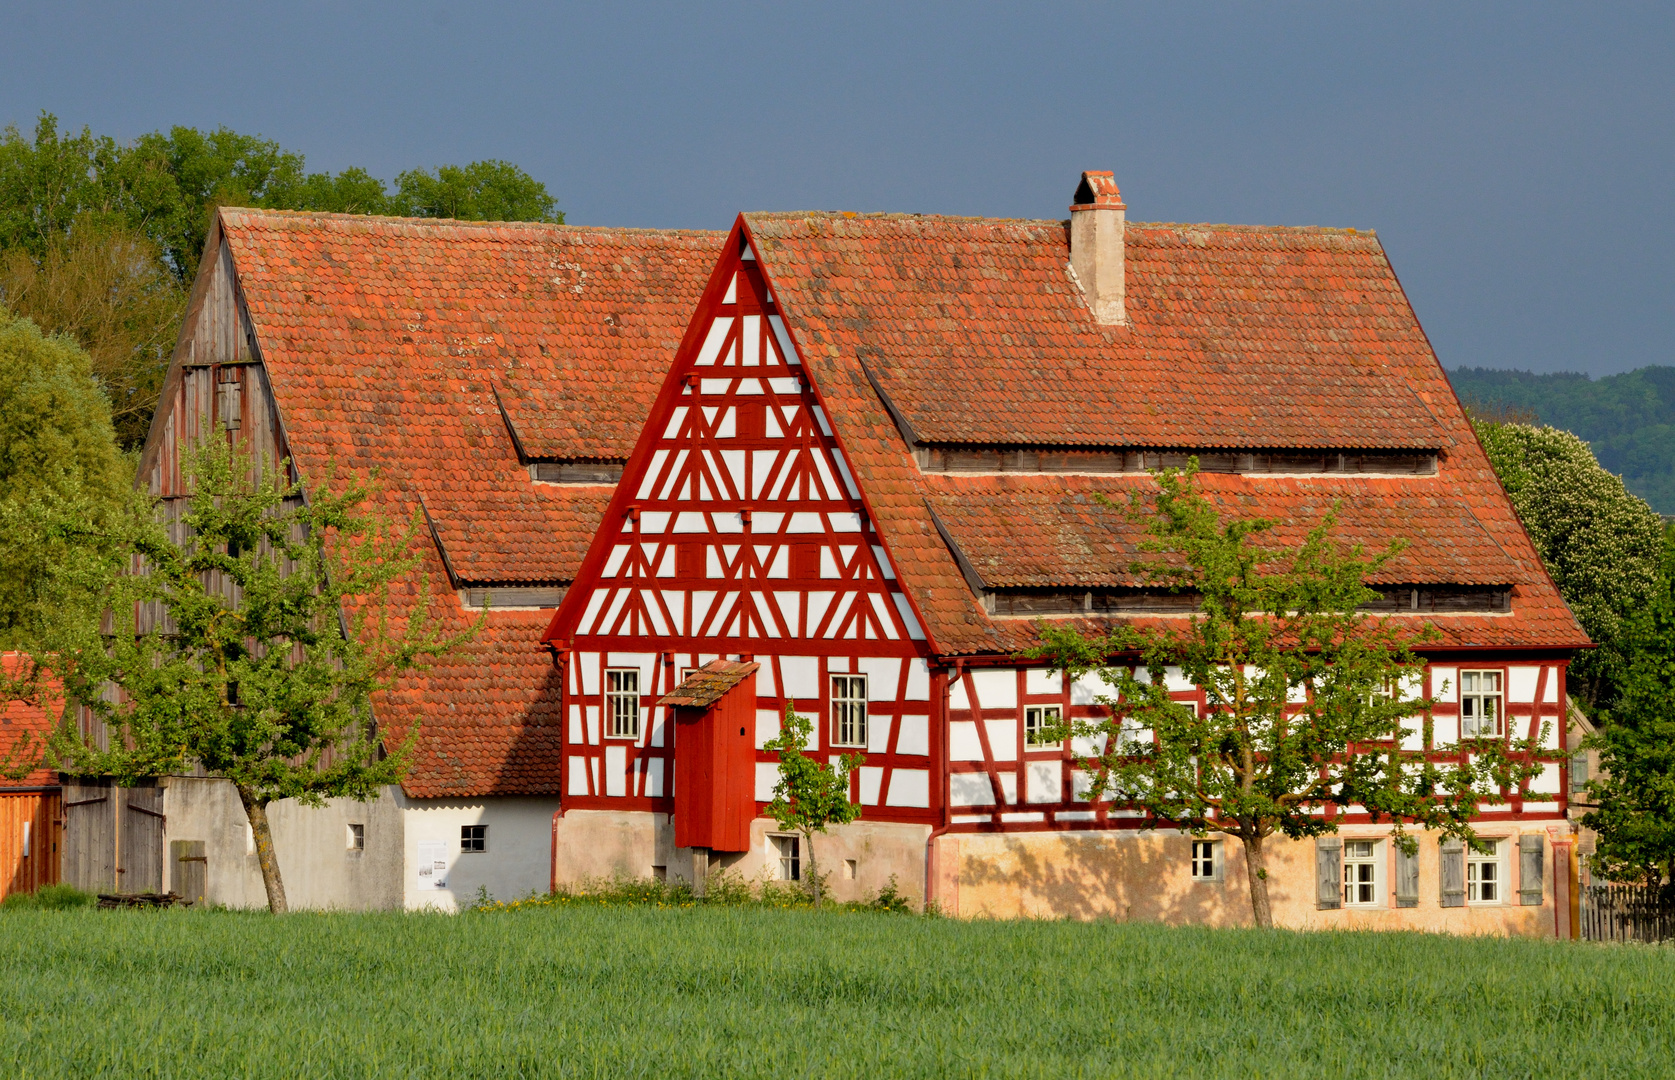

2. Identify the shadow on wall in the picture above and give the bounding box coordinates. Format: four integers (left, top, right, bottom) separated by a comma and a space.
955, 829, 1272, 926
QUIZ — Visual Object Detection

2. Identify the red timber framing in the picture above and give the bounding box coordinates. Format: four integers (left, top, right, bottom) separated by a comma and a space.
543, 224, 940, 826
544, 216, 1575, 842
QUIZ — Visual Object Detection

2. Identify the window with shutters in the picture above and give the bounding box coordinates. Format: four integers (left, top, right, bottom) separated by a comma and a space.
771, 834, 801, 880
1467, 839, 1505, 904
1460, 670, 1503, 738
606, 668, 641, 739
1024, 705, 1061, 749
1189, 840, 1220, 881
1342, 840, 1381, 906
831, 674, 867, 748
1570, 751, 1589, 793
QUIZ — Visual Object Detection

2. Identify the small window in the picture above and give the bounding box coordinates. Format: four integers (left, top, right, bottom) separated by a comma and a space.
772, 834, 801, 881
606, 668, 641, 739
1467, 839, 1503, 904
831, 674, 868, 747
1190, 840, 1219, 881
1570, 751, 1589, 793
1343, 840, 1380, 906
1024, 705, 1062, 749
21, 820, 30, 859
460, 825, 487, 853
346, 823, 365, 852
1460, 671, 1503, 738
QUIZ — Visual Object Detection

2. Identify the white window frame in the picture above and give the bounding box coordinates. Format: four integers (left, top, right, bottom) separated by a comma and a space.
606, 668, 641, 739
770, 834, 801, 881
1024, 704, 1062, 749
831, 674, 868, 748
1460, 669, 1504, 739
1467, 839, 1507, 905
460, 824, 488, 853
1342, 839, 1382, 906
1189, 839, 1220, 881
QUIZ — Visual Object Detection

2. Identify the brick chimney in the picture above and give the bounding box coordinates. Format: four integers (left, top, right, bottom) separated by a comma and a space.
1069, 170, 1126, 325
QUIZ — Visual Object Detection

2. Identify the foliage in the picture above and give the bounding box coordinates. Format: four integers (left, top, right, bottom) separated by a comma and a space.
391, 161, 559, 223
0, 884, 95, 911
37, 433, 478, 912
1452, 364, 1675, 514
1582, 523, 1675, 891
1473, 421, 1664, 713
0, 113, 562, 447
1032, 466, 1548, 927
0, 308, 130, 650
2, 909, 1675, 1077
0, 218, 184, 446
762, 702, 864, 907
473, 871, 915, 914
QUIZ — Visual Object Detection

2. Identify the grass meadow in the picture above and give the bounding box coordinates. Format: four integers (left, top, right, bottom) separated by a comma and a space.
0, 902, 1671, 1079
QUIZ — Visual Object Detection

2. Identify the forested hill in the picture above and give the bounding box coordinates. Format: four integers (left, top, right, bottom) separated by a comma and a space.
1447, 366, 1675, 514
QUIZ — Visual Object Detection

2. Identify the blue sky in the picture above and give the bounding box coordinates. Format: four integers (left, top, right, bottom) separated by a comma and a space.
3, 2, 1670, 376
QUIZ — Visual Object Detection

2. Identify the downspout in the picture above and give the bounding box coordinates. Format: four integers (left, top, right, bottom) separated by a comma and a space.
549, 644, 568, 896
923, 658, 962, 914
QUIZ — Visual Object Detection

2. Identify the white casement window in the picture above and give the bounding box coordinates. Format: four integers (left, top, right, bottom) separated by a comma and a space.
1467, 839, 1505, 904
831, 674, 868, 748
1189, 840, 1220, 881
1024, 705, 1062, 749
606, 668, 641, 739
771, 834, 801, 881
1342, 840, 1381, 906
1460, 670, 1503, 738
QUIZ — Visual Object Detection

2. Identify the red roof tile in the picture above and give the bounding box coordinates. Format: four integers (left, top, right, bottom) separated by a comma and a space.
1, 653, 58, 788
744, 212, 1588, 656
219, 211, 721, 795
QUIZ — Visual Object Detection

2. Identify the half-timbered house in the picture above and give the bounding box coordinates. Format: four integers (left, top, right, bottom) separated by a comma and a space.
106, 210, 719, 909
541, 172, 1592, 933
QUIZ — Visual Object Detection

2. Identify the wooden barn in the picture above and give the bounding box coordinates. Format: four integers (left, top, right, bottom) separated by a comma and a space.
84, 211, 720, 909
539, 172, 1592, 933
1, 655, 62, 901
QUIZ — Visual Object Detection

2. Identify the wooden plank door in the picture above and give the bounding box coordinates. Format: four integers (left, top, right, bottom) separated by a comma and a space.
120, 782, 165, 894
62, 779, 117, 893
170, 840, 206, 905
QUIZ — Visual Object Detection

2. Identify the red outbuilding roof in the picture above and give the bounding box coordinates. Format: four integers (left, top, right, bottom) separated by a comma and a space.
1, 654, 59, 788
218, 210, 721, 796
740, 210, 1589, 656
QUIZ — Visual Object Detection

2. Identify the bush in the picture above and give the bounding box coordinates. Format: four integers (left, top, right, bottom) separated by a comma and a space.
0, 884, 95, 910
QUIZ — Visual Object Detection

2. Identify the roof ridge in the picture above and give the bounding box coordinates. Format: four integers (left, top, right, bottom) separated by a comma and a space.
743, 210, 1375, 236
218, 207, 723, 237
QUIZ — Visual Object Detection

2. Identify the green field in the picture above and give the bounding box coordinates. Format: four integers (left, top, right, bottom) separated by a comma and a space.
1, 905, 1671, 1079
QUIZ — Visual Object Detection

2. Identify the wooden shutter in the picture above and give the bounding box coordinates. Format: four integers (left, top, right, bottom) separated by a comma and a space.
1315, 836, 1342, 910
1213, 841, 1225, 883
1519, 834, 1545, 906
1395, 843, 1420, 908
1440, 838, 1465, 907
170, 840, 207, 906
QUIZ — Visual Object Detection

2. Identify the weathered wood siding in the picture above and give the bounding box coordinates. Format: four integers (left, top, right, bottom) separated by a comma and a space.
0, 791, 62, 900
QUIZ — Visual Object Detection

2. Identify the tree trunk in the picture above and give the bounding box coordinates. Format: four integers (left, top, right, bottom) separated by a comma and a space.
237, 784, 288, 914
1242, 831, 1273, 929
804, 829, 821, 909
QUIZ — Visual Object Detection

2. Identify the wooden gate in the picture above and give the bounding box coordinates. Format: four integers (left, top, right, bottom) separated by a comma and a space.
0, 790, 63, 900
1580, 883, 1675, 943
62, 778, 166, 895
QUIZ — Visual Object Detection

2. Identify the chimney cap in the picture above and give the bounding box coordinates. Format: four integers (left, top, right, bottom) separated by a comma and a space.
1071, 171, 1125, 212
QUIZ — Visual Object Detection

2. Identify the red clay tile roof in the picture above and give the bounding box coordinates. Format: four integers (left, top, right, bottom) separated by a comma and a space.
219, 210, 721, 795
743, 212, 1589, 656
1, 653, 58, 788
658, 660, 760, 709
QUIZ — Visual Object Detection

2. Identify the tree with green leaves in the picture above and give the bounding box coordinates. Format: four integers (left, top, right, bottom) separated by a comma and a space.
1474, 421, 1664, 715
762, 702, 863, 907
35, 433, 477, 912
1582, 523, 1675, 894
0, 307, 130, 648
1033, 466, 1550, 928
391, 161, 558, 223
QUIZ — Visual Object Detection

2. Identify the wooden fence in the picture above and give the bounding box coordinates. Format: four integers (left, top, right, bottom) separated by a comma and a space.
1580, 883, 1675, 943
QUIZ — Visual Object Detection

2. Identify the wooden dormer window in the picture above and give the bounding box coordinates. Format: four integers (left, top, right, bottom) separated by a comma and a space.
215, 366, 242, 430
